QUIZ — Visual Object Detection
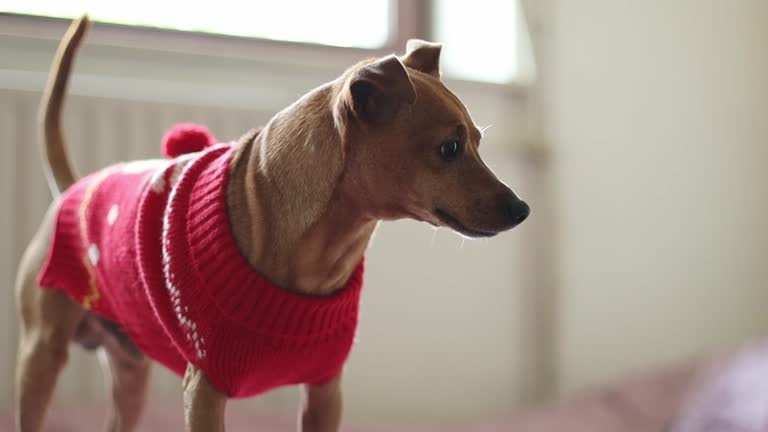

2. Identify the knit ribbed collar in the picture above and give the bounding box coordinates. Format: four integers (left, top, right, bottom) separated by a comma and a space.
164, 144, 364, 336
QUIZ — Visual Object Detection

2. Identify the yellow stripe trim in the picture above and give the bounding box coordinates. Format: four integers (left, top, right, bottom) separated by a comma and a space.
78, 170, 111, 309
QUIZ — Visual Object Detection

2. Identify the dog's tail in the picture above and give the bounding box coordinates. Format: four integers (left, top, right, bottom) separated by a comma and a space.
39, 15, 90, 196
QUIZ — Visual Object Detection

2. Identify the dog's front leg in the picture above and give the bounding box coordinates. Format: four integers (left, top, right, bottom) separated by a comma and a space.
183, 364, 226, 432
300, 373, 343, 432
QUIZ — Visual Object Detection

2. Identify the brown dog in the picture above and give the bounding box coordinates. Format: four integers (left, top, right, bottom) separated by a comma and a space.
14, 15, 529, 432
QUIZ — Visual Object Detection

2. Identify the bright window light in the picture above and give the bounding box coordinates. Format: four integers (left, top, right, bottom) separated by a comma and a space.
1, 0, 391, 49
433, 0, 532, 84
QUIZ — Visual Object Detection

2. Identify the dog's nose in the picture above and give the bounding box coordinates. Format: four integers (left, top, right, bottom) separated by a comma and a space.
504, 196, 530, 227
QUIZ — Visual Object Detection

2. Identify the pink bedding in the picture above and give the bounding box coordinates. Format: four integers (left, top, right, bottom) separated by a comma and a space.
2, 340, 766, 431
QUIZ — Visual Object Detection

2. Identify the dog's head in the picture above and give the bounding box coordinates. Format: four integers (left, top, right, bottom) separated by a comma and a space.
334, 40, 529, 238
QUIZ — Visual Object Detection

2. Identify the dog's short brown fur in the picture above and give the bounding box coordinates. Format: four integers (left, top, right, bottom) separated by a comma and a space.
15, 16, 529, 432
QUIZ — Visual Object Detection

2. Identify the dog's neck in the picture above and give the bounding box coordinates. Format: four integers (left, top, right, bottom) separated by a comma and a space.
227, 85, 376, 296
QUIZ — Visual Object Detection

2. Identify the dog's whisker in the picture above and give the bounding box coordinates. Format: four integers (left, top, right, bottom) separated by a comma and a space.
430, 227, 439, 248
479, 124, 494, 137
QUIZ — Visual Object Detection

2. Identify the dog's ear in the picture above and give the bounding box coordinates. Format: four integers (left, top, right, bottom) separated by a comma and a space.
346, 55, 416, 124
401, 39, 442, 78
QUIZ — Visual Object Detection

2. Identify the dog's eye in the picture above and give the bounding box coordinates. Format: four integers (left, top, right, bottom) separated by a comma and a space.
440, 140, 462, 161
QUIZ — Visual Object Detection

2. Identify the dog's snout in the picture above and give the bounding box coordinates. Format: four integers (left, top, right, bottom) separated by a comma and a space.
501, 194, 530, 227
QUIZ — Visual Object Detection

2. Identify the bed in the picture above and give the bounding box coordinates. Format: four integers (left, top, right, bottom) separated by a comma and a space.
3, 340, 766, 432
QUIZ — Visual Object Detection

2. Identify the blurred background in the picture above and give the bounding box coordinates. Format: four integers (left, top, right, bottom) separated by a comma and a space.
0, 1, 766, 431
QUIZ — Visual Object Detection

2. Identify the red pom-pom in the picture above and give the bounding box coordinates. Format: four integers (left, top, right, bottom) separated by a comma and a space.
161, 123, 217, 158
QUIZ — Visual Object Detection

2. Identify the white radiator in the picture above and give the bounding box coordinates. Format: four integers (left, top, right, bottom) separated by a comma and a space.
0, 88, 275, 404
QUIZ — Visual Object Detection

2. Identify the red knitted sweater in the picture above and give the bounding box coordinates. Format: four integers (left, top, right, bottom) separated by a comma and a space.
37, 142, 364, 398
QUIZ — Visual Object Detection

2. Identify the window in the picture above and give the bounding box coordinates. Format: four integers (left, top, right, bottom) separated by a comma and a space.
1, 0, 534, 84
1, 0, 391, 49
433, 0, 535, 84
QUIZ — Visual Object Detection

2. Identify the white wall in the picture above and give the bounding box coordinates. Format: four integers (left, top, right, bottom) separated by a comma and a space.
534, 0, 768, 394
